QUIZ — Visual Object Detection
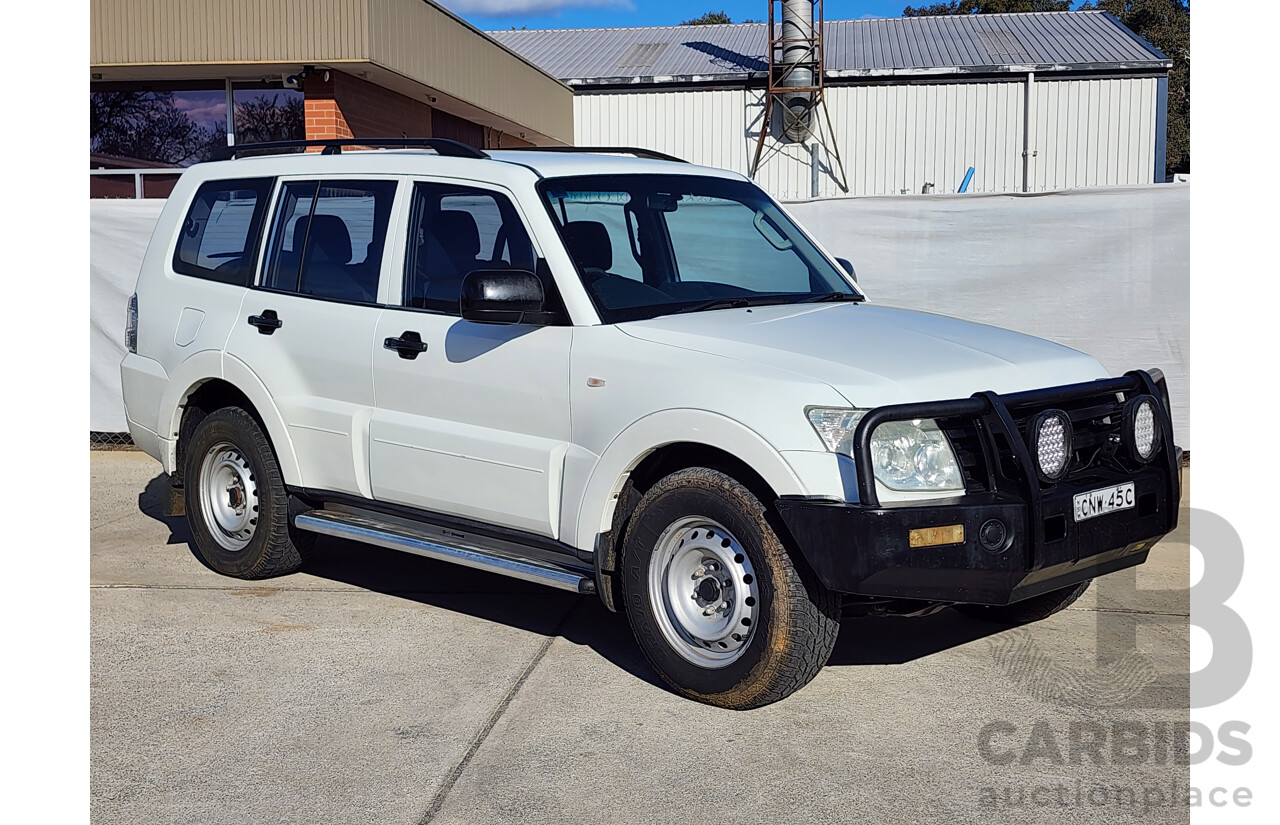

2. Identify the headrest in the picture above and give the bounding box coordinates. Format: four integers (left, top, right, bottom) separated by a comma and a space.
436, 211, 481, 259
562, 221, 612, 271
293, 214, 352, 264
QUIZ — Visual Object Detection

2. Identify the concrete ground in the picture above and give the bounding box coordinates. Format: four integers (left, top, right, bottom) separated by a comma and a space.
91, 451, 1190, 825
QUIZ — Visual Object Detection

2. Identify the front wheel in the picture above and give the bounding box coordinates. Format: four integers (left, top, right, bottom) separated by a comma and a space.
620, 468, 840, 709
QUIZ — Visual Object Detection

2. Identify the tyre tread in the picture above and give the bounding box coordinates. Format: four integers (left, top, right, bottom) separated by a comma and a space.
622, 467, 839, 709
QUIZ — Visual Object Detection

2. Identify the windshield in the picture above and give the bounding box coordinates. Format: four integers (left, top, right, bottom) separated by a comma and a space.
539, 174, 862, 323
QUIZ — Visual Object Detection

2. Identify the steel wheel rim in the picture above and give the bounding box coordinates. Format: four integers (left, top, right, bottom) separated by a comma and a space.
198, 441, 259, 552
648, 516, 759, 668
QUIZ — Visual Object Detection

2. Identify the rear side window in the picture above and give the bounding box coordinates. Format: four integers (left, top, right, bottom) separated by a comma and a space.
261, 179, 398, 304
173, 178, 274, 286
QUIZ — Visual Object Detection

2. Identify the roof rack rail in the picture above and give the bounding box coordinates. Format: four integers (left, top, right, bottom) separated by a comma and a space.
499, 146, 689, 164
209, 138, 489, 162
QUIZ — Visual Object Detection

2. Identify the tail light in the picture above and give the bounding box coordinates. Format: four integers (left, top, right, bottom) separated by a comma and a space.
126, 293, 138, 354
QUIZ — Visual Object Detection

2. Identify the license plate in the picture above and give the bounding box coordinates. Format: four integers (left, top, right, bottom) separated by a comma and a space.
1073, 482, 1136, 522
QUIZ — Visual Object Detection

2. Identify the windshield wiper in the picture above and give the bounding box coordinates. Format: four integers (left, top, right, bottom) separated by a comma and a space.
675, 298, 752, 313
803, 291, 863, 303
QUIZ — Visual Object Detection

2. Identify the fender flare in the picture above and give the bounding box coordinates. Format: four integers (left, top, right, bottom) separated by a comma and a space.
156, 350, 222, 475
161, 352, 301, 486
570, 409, 806, 553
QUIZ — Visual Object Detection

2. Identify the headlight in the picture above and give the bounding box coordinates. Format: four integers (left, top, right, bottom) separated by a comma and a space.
806, 408, 964, 493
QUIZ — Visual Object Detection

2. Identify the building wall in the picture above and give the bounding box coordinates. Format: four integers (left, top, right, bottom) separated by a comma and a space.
90, 0, 574, 145
305, 70, 433, 142
574, 76, 1160, 199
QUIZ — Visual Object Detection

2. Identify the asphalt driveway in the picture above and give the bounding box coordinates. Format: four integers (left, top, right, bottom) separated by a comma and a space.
91, 450, 1191, 824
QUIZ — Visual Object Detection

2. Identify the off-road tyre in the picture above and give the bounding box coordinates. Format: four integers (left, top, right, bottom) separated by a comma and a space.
955, 580, 1091, 625
620, 467, 840, 709
183, 406, 312, 578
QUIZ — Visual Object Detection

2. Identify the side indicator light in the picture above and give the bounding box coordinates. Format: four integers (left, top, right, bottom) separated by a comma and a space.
909, 524, 965, 548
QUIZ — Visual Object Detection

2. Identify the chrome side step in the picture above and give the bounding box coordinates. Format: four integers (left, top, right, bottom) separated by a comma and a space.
294, 508, 595, 594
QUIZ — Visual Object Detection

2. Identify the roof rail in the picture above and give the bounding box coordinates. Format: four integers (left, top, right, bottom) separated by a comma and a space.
499, 146, 689, 164
209, 138, 489, 162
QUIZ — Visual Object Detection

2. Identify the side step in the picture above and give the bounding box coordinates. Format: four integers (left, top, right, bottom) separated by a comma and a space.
293, 508, 595, 594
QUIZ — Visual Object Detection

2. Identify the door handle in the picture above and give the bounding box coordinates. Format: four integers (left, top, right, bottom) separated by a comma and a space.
383, 331, 429, 360
248, 309, 282, 334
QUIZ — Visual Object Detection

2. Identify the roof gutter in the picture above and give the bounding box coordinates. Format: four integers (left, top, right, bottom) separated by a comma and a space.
562, 59, 1172, 89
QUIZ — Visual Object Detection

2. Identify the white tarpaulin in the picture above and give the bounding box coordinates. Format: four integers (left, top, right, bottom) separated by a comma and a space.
89, 184, 1189, 445
787, 184, 1190, 448
90, 199, 165, 432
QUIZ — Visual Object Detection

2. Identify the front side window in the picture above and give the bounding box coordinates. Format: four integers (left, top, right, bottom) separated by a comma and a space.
540, 174, 861, 323
403, 182, 536, 314
173, 178, 275, 286
261, 179, 398, 304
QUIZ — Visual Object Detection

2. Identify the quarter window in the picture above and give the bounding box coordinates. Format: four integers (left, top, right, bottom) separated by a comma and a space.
261, 179, 398, 304
173, 178, 274, 286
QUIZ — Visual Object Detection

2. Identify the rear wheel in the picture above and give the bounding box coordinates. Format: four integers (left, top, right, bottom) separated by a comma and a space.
620, 468, 839, 709
955, 580, 1091, 625
183, 407, 312, 579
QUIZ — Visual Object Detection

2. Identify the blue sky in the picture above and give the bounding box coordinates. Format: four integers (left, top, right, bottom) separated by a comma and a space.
438, 1, 916, 31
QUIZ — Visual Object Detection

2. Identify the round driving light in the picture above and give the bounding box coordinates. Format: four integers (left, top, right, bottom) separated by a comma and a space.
1030, 410, 1072, 482
1125, 395, 1161, 462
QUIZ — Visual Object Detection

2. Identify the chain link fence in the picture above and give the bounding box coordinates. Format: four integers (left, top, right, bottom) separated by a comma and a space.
90, 432, 136, 450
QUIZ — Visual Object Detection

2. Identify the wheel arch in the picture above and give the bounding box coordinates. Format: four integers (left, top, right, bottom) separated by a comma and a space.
575, 411, 806, 610
167, 359, 299, 486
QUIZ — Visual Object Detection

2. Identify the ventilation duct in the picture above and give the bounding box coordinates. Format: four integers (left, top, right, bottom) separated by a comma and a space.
779, 0, 816, 141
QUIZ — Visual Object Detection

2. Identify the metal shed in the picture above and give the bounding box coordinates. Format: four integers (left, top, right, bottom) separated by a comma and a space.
491, 11, 1171, 198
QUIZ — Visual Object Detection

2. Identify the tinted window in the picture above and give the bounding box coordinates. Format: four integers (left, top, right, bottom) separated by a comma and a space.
547, 192, 643, 282
173, 178, 274, 285
261, 179, 398, 304
404, 182, 535, 314
665, 198, 810, 292
540, 174, 860, 323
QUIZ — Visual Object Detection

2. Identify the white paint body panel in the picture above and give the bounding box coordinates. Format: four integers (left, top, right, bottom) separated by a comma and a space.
224, 294, 383, 498
369, 312, 572, 537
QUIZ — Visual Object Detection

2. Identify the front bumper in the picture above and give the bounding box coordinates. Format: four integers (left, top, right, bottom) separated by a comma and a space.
776, 370, 1182, 606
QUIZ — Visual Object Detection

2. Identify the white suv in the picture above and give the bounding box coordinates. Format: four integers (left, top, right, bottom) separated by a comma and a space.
121, 139, 1181, 708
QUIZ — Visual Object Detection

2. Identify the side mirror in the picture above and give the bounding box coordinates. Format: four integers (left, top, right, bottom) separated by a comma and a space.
836, 258, 857, 282
460, 270, 551, 325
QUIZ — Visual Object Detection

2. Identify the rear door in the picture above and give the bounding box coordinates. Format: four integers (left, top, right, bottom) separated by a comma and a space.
225, 176, 402, 497
368, 179, 572, 537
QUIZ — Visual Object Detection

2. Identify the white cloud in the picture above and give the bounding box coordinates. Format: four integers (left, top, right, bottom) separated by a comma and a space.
441, 0, 634, 16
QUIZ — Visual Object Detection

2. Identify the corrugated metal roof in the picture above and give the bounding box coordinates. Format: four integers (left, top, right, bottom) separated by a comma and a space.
488, 11, 1169, 87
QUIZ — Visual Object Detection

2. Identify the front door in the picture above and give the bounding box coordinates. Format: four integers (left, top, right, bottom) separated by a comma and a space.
369, 180, 572, 537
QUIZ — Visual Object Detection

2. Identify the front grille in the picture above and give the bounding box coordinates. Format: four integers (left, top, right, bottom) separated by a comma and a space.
938, 418, 988, 493
1007, 391, 1131, 485
939, 385, 1150, 494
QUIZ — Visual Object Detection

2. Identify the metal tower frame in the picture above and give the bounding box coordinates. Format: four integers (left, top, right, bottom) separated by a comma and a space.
749, 0, 849, 194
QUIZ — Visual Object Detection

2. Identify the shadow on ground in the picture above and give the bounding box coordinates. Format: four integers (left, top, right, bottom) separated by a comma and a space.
139, 472, 191, 546
139, 472, 1008, 685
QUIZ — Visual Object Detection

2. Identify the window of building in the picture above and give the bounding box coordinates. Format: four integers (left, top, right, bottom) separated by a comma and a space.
91, 84, 227, 167
404, 183, 536, 314
90, 81, 304, 171
262, 180, 398, 304
172, 178, 275, 286
232, 84, 305, 145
